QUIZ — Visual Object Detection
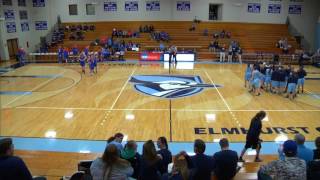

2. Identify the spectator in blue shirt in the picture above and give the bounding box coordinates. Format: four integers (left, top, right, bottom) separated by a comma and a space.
107, 133, 124, 153
213, 138, 239, 180
279, 134, 313, 163
0, 138, 41, 180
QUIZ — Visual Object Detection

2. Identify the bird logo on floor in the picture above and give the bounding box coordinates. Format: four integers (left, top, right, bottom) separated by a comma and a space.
129, 75, 222, 99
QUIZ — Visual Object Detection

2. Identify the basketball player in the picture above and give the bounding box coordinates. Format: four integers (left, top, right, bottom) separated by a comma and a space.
57, 46, 63, 64
63, 48, 69, 63
93, 52, 98, 73
297, 65, 307, 93
278, 66, 287, 94
88, 54, 95, 75
244, 64, 253, 88
286, 71, 298, 100
250, 66, 262, 96
79, 52, 86, 74
239, 111, 266, 162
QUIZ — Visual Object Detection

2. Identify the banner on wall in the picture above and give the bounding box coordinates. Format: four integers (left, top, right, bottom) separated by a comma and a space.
268, 4, 281, 14
35, 21, 48, 30
146, 1, 160, 11
104, 2, 117, 11
288, 5, 302, 14
248, 3, 261, 13
6, 22, 16, 33
177, 1, 190, 11
21, 22, 29, 32
125, 1, 138, 11
33, 0, 45, 7
4, 9, 15, 20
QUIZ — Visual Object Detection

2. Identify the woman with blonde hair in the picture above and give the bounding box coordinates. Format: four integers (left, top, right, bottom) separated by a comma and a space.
90, 144, 133, 180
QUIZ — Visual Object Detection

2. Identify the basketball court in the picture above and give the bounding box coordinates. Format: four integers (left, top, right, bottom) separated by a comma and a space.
1, 62, 319, 147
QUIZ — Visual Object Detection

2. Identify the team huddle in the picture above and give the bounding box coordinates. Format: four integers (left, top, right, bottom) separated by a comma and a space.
245, 62, 307, 100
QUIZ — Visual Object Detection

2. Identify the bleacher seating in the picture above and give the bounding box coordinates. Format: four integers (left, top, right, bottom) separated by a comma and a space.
39, 21, 299, 63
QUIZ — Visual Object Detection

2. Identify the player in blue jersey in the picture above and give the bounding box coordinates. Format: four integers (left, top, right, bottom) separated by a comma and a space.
71, 45, 79, 62
63, 48, 69, 63
57, 46, 63, 63
88, 54, 95, 75
79, 52, 86, 74
297, 65, 307, 93
245, 64, 253, 88
251, 67, 262, 96
93, 52, 98, 73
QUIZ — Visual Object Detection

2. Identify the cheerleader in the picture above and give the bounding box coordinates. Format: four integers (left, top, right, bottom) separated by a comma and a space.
245, 64, 253, 88
79, 52, 86, 74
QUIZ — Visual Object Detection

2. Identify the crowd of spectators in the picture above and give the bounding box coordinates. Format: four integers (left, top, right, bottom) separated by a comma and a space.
64, 24, 95, 32
139, 25, 154, 33
150, 31, 170, 42
112, 28, 140, 38
1, 133, 320, 180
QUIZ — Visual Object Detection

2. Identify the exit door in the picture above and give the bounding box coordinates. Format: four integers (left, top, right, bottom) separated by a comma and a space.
7, 38, 19, 60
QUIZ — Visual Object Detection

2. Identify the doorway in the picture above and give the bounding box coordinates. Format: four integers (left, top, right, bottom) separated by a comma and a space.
209, 4, 222, 20
7, 38, 19, 60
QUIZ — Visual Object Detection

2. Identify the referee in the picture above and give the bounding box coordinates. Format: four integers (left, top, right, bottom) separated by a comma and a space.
239, 110, 266, 162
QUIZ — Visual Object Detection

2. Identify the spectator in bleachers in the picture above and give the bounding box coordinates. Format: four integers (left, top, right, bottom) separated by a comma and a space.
90, 144, 133, 180
163, 151, 192, 180
219, 44, 226, 62
203, 29, 208, 36
83, 24, 88, 31
157, 137, 172, 174
189, 22, 196, 31
213, 32, 219, 39
226, 31, 231, 39
279, 134, 313, 163
220, 30, 226, 38
208, 41, 215, 52
159, 43, 165, 52
239, 111, 266, 162
258, 140, 306, 180
188, 139, 214, 180
70, 25, 76, 32
89, 24, 95, 31
0, 138, 46, 180
107, 133, 124, 153
307, 137, 320, 180
139, 140, 165, 180
212, 138, 239, 180
120, 140, 141, 179
313, 137, 320, 159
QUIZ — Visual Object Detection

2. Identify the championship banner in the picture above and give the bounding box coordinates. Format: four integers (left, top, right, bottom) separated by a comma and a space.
4, 9, 15, 20
6, 22, 16, 33
288, 5, 302, 14
146, 1, 160, 11
35, 21, 48, 30
248, 3, 261, 13
33, 0, 45, 7
125, 1, 138, 11
268, 4, 281, 14
104, 2, 117, 11
177, 1, 190, 11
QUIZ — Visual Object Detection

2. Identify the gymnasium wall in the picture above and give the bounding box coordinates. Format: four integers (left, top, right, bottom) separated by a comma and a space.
0, 0, 319, 60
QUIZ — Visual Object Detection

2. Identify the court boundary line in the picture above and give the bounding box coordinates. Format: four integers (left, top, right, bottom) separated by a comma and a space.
203, 69, 232, 111
109, 68, 136, 110
3, 70, 66, 108
13, 106, 320, 112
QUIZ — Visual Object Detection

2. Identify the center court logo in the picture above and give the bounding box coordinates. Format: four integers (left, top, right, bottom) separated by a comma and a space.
129, 75, 222, 99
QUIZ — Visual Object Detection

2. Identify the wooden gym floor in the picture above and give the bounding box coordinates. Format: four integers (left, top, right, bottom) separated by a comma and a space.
0, 62, 320, 143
